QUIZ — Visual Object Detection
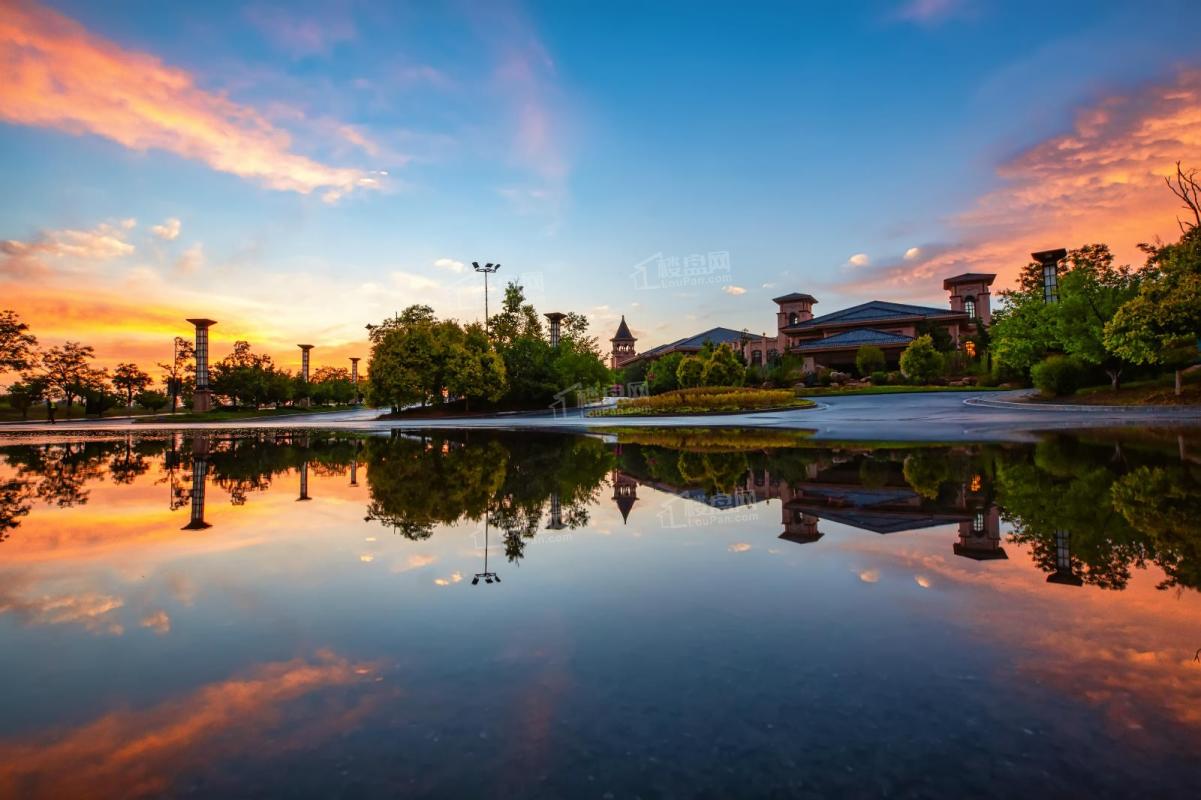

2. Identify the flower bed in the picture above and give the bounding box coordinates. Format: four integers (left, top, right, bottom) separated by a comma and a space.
588, 387, 814, 417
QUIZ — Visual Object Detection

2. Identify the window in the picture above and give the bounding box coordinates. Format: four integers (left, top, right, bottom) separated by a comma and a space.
1043, 264, 1058, 303
964, 296, 976, 319
788, 312, 798, 326
751, 350, 762, 366
973, 511, 985, 533
767, 349, 779, 362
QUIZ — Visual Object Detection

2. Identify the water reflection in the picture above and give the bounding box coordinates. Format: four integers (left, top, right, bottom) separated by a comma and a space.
1, 429, 1199, 590
1, 428, 1200, 797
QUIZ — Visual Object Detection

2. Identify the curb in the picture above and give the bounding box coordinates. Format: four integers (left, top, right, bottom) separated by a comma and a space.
964, 396, 1201, 415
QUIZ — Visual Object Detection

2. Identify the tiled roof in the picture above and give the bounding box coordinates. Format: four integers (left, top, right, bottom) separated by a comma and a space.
772, 292, 818, 304
611, 315, 635, 341
638, 326, 744, 359
786, 300, 962, 330
942, 272, 996, 289
794, 328, 913, 351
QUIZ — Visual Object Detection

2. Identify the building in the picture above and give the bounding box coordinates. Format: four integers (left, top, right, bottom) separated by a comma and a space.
612, 272, 995, 373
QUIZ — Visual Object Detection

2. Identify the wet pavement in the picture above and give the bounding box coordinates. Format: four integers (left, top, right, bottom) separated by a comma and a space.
1, 390, 1198, 443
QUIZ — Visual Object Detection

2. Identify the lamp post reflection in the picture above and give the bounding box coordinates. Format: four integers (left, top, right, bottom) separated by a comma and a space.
1047, 529, 1084, 586
473, 514, 500, 586
181, 436, 212, 531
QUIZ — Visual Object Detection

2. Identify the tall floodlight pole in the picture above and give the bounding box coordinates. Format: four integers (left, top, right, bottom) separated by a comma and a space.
472, 262, 501, 334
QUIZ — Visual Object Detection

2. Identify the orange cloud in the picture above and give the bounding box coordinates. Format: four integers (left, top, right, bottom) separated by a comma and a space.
851, 69, 1201, 297
0, 1, 381, 201
0, 651, 385, 800
1, 219, 136, 278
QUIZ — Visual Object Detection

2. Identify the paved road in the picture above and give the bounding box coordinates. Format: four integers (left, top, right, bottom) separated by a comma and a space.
1, 391, 1197, 443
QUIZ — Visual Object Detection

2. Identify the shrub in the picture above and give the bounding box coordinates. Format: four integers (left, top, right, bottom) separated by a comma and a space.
855, 345, 886, 377
676, 355, 704, 388
899, 335, 944, 384
886, 370, 904, 385
870, 370, 888, 385
596, 386, 805, 415
701, 343, 745, 387
816, 366, 833, 386
1031, 355, 1084, 397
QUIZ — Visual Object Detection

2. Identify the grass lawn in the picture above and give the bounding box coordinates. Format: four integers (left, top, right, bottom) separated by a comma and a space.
133, 405, 357, 423
1035, 371, 1201, 406
794, 384, 1009, 398
0, 402, 162, 423
589, 387, 815, 417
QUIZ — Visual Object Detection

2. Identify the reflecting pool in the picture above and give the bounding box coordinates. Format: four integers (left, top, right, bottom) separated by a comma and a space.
1, 428, 1199, 797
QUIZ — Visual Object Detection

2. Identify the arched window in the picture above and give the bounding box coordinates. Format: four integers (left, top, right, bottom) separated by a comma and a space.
788, 312, 798, 326
964, 296, 977, 319
751, 350, 762, 366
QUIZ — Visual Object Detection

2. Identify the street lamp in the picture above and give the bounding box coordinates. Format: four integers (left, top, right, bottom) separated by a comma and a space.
472, 262, 501, 333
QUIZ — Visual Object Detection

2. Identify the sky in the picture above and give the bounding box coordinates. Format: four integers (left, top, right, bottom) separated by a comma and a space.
2, 0, 1201, 373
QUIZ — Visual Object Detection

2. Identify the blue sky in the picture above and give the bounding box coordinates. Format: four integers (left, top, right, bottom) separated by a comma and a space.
2, 0, 1200, 366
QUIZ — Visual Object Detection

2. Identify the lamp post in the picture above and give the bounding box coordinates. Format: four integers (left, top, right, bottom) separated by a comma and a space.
186, 319, 216, 412
472, 262, 501, 334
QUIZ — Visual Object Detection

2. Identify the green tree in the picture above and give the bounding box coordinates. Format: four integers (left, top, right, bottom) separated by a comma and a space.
0, 310, 38, 375
366, 305, 442, 410
1104, 229, 1201, 396
1052, 244, 1143, 390
676, 354, 704, 388
646, 352, 684, 394
855, 345, 886, 377
990, 288, 1056, 380
446, 323, 508, 410
700, 343, 744, 387
111, 362, 153, 407
899, 335, 943, 384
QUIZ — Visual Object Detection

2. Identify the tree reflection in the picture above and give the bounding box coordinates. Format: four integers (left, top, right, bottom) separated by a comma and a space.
362, 431, 613, 563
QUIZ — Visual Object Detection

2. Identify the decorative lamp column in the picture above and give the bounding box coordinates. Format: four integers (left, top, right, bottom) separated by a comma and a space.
297, 460, 311, 501
545, 312, 566, 349
186, 318, 216, 412
298, 344, 314, 407
349, 357, 361, 403
1047, 529, 1083, 586
182, 435, 212, 530
1032, 248, 1066, 304
547, 491, 566, 530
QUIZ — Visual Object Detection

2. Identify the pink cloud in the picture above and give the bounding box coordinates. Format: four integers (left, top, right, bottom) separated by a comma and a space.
0, 0, 380, 200
846, 69, 1201, 298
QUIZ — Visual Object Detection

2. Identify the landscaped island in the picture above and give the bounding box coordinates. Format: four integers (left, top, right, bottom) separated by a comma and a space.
589, 387, 815, 417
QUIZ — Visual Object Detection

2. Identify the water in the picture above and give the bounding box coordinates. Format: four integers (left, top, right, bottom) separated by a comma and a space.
1, 428, 1198, 798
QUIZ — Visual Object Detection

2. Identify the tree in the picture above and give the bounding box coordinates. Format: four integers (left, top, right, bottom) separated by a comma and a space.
700, 343, 744, 386
136, 389, 168, 412
488, 282, 543, 347
1104, 229, 1201, 396
676, 354, 704, 388
1052, 244, 1143, 389
646, 351, 684, 394
899, 335, 943, 384
40, 342, 95, 415
158, 336, 195, 412
112, 362, 153, 407
5, 376, 48, 420
855, 345, 886, 377
988, 287, 1057, 381
366, 306, 441, 410
446, 323, 507, 410
0, 310, 38, 375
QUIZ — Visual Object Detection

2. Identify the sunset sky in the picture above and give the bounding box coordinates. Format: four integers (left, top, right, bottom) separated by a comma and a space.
3, 0, 1201, 373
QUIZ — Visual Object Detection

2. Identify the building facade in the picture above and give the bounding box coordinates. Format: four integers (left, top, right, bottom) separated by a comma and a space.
612, 272, 995, 373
